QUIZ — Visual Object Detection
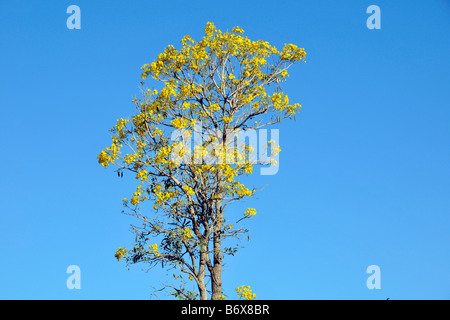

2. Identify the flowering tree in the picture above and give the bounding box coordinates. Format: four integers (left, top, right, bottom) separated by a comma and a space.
98, 22, 306, 300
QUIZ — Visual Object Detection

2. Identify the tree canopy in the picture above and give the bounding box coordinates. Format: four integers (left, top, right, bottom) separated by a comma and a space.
98, 22, 306, 300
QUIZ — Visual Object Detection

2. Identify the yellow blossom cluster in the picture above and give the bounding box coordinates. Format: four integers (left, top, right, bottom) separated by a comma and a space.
136, 169, 149, 182
171, 117, 189, 129
130, 184, 148, 205
279, 43, 307, 61
97, 141, 121, 168
153, 184, 177, 205
267, 140, 282, 156
244, 208, 257, 216
154, 145, 173, 165
97, 118, 132, 168
115, 247, 128, 261
180, 227, 194, 242
182, 185, 195, 196
270, 92, 301, 115
149, 243, 160, 257
241, 163, 253, 174
236, 285, 256, 300
232, 182, 253, 198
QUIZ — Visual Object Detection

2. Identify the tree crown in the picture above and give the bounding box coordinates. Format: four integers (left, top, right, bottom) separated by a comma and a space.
98, 22, 306, 300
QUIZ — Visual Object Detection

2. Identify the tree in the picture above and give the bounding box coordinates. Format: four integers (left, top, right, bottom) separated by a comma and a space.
98, 22, 306, 300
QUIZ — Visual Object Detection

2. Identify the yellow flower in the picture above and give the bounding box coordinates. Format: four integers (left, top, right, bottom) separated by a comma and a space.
183, 185, 195, 196
149, 243, 160, 257
171, 117, 189, 129
136, 169, 149, 182
231, 26, 244, 34
97, 150, 111, 167
236, 285, 256, 300
115, 247, 128, 261
181, 227, 194, 242
244, 208, 257, 216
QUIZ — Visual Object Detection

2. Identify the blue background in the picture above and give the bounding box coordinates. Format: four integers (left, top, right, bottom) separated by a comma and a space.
1, 0, 449, 299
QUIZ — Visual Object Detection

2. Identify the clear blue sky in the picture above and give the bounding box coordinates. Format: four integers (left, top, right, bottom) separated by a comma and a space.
1, 0, 449, 300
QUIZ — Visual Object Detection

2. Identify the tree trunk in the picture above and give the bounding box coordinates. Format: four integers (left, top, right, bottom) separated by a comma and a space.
211, 131, 226, 300
211, 205, 223, 299
198, 239, 208, 300
198, 278, 208, 300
